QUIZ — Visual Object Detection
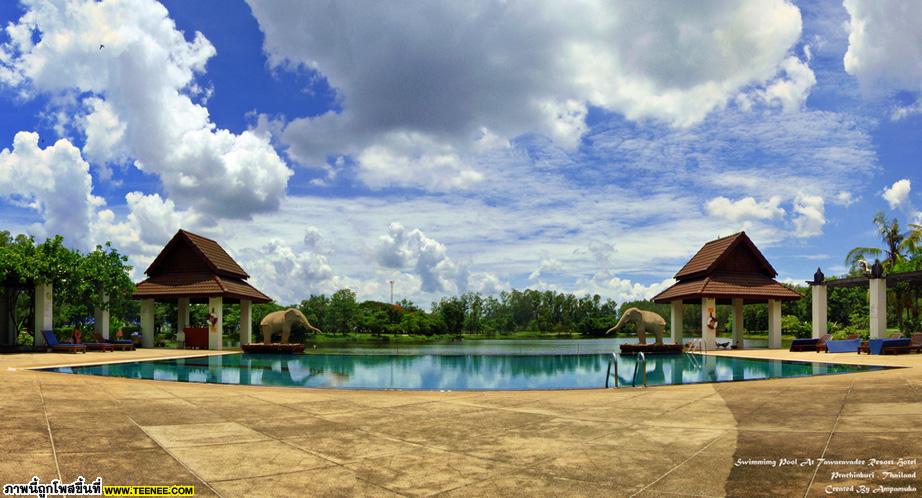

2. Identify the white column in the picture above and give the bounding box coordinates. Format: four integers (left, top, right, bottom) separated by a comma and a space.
701, 297, 716, 350
34, 282, 53, 347
732, 298, 744, 349
239, 299, 252, 346
208, 296, 223, 350
140, 299, 155, 348
869, 278, 887, 339
94, 292, 110, 340
768, 299, 782, 349
177, 298, 190, 332
811, 284, 827, 339
670, 300, 683, 344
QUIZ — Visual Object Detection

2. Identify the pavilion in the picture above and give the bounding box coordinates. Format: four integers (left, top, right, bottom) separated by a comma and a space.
652, 232, 800, 349
133, 230, 272, 350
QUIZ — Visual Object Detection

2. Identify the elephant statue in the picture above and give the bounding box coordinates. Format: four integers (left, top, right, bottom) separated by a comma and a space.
606, 307, 666, 345
260, 308, 321, 344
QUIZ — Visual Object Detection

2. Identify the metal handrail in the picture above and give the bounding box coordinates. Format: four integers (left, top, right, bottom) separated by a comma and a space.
632, 352, 647, 387
605, 352, 619, 388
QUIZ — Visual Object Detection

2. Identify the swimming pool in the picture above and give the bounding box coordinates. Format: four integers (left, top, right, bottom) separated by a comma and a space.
43, 353, 885, 390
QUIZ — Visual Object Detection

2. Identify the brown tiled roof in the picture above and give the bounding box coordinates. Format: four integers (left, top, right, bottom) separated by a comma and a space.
652, 273, 800, 303
674, 232, 776, 279
145, 230, 249, 279
133, 272, 272, 303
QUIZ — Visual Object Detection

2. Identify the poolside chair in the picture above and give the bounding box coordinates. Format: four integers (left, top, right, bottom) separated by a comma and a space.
911, 333, 922, 353
824, 338, 861, 353
880, 338, 912, 355
93, 331, 134, 351
816, 334, 832, 352
41, 330, 86, 354
72, 329, 113, 352
790, 338, 819, 352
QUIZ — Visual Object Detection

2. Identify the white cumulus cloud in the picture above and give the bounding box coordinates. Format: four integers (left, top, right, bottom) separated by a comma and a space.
706, 196, 785, 222
882, 179, 912, 210
844, 0, 922, 99
0, 0, 292, 218
0, 131, 101, 248
248, 0, 807, 190
792, 194, 825, 237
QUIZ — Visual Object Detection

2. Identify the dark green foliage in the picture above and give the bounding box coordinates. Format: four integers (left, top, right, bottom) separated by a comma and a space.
0, 232, 134, 344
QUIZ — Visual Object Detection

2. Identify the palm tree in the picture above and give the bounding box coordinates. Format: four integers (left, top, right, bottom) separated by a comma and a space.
845, 212, 922, 331
846, 212, 911, 272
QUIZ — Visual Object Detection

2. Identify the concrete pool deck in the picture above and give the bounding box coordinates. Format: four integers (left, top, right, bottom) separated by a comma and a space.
1, 349, 920, 497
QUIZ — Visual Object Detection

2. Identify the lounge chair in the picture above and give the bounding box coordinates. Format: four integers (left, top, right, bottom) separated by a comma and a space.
816, 334, 832, 352
825, 338, 861, 353
93, 331, 134, 351
880, 338, 912, 355
72, 329, 114, 352
911, 333, 922, 353
41, 330, 86, 354
790, 338, 819, 352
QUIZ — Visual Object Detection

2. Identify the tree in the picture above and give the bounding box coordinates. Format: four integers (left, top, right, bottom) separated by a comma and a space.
433, 296, 464, 335
845, 212, 922, 330
57, 243, 134, 327
328, 289, 358, 333
845, 212, 920, 271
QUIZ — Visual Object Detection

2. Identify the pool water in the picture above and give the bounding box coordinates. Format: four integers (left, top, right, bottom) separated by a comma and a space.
43, 353, 884, 390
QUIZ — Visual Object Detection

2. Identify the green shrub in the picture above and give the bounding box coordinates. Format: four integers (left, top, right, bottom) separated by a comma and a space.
781, 315, 811, 339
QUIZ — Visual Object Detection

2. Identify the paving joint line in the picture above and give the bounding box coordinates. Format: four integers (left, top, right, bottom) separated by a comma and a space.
36, 378, 63, 483
127, 416, 226, 498
628, 433, 723, 497
802, 384, 853, 498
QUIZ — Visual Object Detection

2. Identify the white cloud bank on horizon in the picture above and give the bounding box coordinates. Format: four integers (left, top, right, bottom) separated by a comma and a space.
247, 0, 811, 190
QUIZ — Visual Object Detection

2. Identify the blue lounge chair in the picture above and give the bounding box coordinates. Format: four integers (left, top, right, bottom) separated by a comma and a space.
868, 338, 912, 355
824, 338, 860, 353
41, 330, 86, 354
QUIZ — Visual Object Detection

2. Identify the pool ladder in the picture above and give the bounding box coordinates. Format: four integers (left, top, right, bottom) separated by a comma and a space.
605, 353, 619, 388
607, 352, 647, 388
633, 352, 647, 387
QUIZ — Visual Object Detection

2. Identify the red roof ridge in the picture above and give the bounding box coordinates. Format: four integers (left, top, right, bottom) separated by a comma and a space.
212, 274, 228, 293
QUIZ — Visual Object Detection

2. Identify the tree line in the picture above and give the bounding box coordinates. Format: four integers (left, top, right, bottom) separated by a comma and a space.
6, 213, 922, 345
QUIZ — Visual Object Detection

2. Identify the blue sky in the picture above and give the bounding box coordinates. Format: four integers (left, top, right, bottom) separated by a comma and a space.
0, 0, 921, 305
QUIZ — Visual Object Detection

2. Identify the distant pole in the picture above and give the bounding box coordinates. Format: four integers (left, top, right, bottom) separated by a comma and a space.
389, 280, 395, 304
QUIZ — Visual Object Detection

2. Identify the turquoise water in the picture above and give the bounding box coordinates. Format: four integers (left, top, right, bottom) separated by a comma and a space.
44, 352, 883, 390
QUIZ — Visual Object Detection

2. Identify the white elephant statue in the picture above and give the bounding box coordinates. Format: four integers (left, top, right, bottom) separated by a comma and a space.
260, 308, 321, 344
606, 307, 666, 345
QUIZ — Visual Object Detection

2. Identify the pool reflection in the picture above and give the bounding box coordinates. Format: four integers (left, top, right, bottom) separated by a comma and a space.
45, 352, 883, 390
